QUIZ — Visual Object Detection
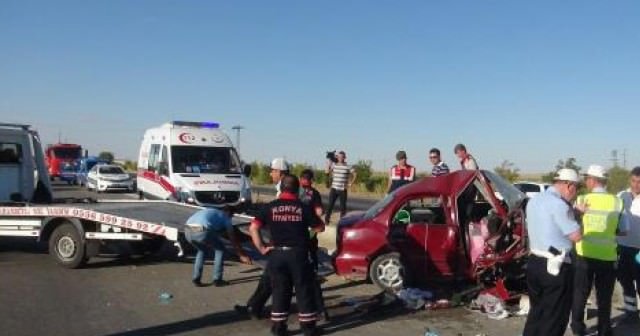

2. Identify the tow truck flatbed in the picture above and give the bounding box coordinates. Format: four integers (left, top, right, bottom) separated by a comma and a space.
0, 198, 254, 268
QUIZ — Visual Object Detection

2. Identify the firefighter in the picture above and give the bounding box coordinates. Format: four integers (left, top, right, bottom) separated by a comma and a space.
299, 168, 329, 320
234, 158, 290, 319
571, 165, 625, 336
249, 175, 325, 336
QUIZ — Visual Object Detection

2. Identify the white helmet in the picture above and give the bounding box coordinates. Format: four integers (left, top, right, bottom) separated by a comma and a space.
554, 168, 580, 183
270, 158, 289, 171
583, 164, 608, 180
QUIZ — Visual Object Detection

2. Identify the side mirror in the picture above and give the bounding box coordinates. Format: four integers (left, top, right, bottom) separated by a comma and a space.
243, 164, 252, 177
410, 208, 435, 223
158, 162, 169, 176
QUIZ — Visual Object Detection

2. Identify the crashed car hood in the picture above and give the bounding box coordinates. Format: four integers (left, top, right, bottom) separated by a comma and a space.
337, 211, 366, 228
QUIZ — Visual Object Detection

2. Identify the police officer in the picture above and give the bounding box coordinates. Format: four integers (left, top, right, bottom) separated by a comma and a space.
523, 168, 583, 336
250, 175, 324, 336
387, 150, 416, 193
571, 165, 625, 336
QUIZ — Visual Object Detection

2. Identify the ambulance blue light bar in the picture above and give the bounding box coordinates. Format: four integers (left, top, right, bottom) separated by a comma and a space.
171, 121, 220, 128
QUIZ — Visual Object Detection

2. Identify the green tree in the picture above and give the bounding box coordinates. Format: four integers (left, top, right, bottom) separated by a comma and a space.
607, 166, 629, 194
314, 169, 328, 187
289, 163, 308, 178
542, 157, 582, 183
250, 161, 272, 185
98, 151, 114, 163
494, 160, 520, 182
123, 160, 137, 172
352, 160, 372, 184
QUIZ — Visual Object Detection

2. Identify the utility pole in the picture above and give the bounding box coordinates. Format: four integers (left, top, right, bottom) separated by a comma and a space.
231, 125, 244, 154
623, 148, 627, 168
611, 150, 619, 167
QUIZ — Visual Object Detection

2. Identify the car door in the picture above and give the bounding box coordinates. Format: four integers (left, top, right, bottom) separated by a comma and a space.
87, 166, 98, 188
390, 195, 453, 281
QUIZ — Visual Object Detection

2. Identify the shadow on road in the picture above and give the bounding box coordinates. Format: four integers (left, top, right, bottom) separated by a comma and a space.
319, 291, 413, 335
0, 237, 47, 254
103, 310, 247, 336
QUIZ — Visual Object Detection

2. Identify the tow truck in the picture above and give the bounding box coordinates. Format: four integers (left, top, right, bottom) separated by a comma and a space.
0, 123, 252, 268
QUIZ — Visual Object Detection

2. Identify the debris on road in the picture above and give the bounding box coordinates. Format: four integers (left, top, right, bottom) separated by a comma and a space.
514, 295, 529, 316
396, 288, 434, 310
423, 328, 439, 336
469, 293, 508, 320
424, 299, 452, 310
158, 292, 173, 304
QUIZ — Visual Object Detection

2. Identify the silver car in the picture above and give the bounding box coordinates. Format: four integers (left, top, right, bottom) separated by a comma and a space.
87, 164, 134, 193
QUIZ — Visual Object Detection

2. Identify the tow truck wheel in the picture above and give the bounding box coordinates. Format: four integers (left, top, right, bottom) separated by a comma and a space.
49, 223, 87, 269
369, 252, 405, 292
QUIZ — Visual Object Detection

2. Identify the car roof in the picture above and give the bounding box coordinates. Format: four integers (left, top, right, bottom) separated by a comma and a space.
97, 164, 123, 169
514, 181, 550, 186
394, 170, 481, 197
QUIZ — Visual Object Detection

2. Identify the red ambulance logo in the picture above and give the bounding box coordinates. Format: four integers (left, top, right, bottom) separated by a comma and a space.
178, 133, 197, 144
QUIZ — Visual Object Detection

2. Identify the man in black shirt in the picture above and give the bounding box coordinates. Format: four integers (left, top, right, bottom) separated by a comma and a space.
250, 175, 325, 336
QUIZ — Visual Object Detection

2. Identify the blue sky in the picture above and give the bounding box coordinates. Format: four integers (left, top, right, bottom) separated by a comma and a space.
1, 1, 639, 173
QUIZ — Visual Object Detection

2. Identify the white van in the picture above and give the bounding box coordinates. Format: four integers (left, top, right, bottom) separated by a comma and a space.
0, 123, 52, 202
136, 121, 252, 208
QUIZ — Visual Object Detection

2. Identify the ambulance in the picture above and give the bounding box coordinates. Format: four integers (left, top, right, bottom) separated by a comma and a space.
136, 121, 252, 208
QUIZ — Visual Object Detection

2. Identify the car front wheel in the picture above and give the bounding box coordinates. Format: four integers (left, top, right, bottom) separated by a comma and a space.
369, 252, 405, 292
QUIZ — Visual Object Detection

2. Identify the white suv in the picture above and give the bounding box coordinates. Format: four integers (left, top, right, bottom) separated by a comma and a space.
513, 182, 550, 198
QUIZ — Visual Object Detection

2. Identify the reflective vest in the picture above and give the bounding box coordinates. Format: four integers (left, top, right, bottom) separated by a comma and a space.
575, 192, 623, 261
388, 164, 416, 193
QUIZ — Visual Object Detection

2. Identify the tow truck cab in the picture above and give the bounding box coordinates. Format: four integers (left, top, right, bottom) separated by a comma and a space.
136, 121, 252, 208
0, 123, 52, 202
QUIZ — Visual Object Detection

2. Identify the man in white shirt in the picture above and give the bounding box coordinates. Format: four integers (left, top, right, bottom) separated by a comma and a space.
324, 151, 356, 224
617, 166, 640, 324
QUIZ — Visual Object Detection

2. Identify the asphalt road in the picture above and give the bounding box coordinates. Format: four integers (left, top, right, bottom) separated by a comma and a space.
0, 183, 636, 336
252, 185, 378, 212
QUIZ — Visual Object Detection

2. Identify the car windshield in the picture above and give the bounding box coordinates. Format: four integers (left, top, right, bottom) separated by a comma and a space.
61, 162, 76, 172
515, 183, 541, 193
363, 192, 395, 220
483, 171, 526, 212
99, 166, 125, 174
53, 147, 82, 159
171, 146, 241, 174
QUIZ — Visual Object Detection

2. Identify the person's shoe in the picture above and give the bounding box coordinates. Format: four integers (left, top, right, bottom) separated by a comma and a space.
300, 321, 321, 336
234, 304, 264, 320
192, 279, 204, 287
270, 322, 288, 336
213, 279, 229, 287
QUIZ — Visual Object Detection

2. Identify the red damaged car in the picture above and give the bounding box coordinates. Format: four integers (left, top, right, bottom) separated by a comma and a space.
332, 170, 529, 292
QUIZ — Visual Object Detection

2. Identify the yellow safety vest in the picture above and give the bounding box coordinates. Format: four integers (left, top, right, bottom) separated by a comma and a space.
575, 192, 623, 261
